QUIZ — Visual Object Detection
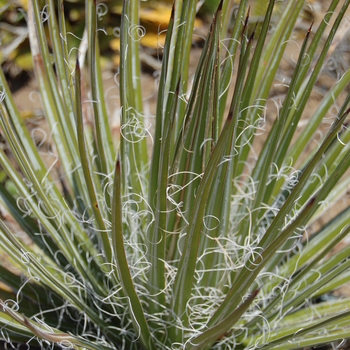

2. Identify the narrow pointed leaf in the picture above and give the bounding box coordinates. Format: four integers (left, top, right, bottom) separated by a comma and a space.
111, 159, 156, 350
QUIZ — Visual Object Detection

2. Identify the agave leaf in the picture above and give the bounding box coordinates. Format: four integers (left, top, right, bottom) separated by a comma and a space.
162, 0, 183, 120
119, 0, 148, 212
0, 302, 110, 350
0, 266, 41, 304
258, 311, 350, 350
310, 175, 350, 225
259, 107, 350, 250
218, 0, 247, 123
236, 0, 340, 182
75, 58, 112, 265
167, 0, 198, 138
227, 0, 276, 248
0, 153, 61, 263
57, 0, 75, 109
0, 68, 53, 187
250, 0, 305, 99
264, 88, 350, 271
206, 106, 350, 327
111, 159, 156, 350
170, 28, 248, 336
0, 221, 107, 328
185, 289, 259, 350
28, 0, 87, 202
170, 114, 233, 341
233, 0, 278, 178
1, 12, 107, 285
148, 3, 174, 216
46, 0, 99, 211
165, 2, 223, 260
46, 0, 77, 138
275, 297, 350, 327
245, 301, 350, 348
269, 0, 350, 197
294, 88, 350, 212
262, 204, 350, 296
86, 0, 114, 178
0, 72, 100, 270
314, 270, 350, 296
0, 184, 63, 260
148, 82, 179, 316
260, 150, 350, 307
291, 0, 342, 93
0, 67, 84, 237
257, 224, 350, 323
0, 265, 74, 327
269, 331, 350, 350
296, 239, 350, 300
241, 22, 312, 237
0, 311, 33, 343
197, 17, 255, 289
220, 0, 241, 39
147, 4, 175, 316
1, 0, 350, 348
265, 0, 344, 200
0, 145, 105, 295
285, 68, 350, 189
0, 142, 68, 265
270, 257, 350, 324
0, 103, 77, 260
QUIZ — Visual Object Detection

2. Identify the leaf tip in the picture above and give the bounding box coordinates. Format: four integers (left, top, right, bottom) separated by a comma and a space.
308, 21, 314, 33
250, 22, 258, 41
75, 56, 80, 69
116, 157, 121, 173
75, 56, 81, 80
252, 289, 260, 298
242, 7, 250, 38
175, 78, 181, 96
217, 0, 224, 11
171, 2, 175, 20
245, 6, 250, 26
308, 196, 316, 207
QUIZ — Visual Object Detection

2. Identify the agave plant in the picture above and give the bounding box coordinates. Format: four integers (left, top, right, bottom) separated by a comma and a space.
1, 0, 350, 349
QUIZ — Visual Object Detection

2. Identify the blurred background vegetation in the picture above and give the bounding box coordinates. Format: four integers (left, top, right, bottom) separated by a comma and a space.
0, 0, 201, 83
0, 0, 321, 91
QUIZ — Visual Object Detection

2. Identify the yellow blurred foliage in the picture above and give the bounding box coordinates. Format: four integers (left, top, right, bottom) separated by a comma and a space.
110, 4, 202, 50
18, 0, 27, 11
140, 32, 166, 49
140, 4, 202, 29
110, 38, 120, 51
140, 4, 173, 29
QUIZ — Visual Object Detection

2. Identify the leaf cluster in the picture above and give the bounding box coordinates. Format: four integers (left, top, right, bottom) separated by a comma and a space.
0, 0, 350, 349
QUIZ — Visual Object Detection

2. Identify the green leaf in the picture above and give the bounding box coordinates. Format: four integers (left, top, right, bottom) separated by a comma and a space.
270, 0, 350, 198
119, 0, 148, 211
75, 58, 112, 266
186, 290, 259, 350
207, 107, 350, 327
170, 57, 240, 340
111, 159, 156, 350
147, 4, 175, 318
258, 310, 350, 350
86, 0, 115, 177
